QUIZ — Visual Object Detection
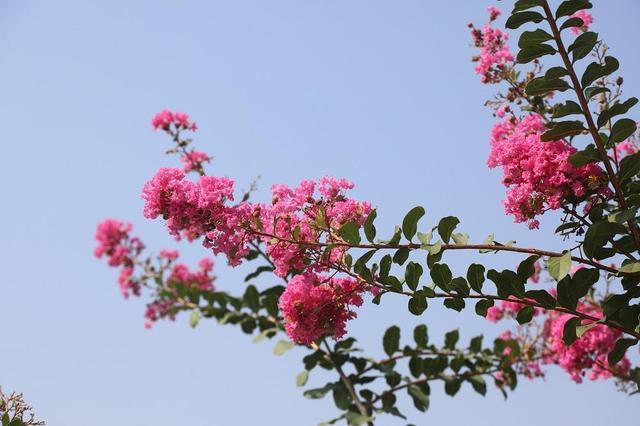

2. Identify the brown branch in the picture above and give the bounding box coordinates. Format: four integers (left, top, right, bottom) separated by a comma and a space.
322, 339, 373, 425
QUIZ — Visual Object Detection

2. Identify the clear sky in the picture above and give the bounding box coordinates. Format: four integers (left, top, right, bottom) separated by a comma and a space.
1, 1, 638, 425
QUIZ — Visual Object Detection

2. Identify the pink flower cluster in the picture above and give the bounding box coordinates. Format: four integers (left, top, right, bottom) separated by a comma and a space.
260, 177, 372, 277
570, 10, 593, 35
144, 257, 215, 328
142, 166, 372, 275
488, 114, 604, 229
94, 219, 145, 297
615, 140, 638, 159
470, 7, 513, 84
543, 303, 630, 383
278, 273, 365, 344
181, 150, 211, 173
141, 168, 248, 265
151, 109, 197, 132
94, 220, 216, 326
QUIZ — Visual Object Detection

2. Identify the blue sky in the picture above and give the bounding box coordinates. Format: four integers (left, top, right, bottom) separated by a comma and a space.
1, 1, 638, 425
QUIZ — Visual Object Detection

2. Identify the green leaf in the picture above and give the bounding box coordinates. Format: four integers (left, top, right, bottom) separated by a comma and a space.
608, 338, 638, 365
597, 97, 638, 128
243, 284, 260, 313
363, 209, 377, 243
552, 100, 582, 118
417, 229, 433, 246
479, 234, 495, 253
469, 335, 483, 353
584, 86, 610, 100
568, 143, 601, 166
338, 221, 361, 245
556, 0, 592, 18
608, 207, 638, 224
437, 216, 460, 243
408, 385, 430, 412
581, 56, 619, 88
560, 16, 585, 32
253, 327, 277, 343
541, 120, 585, 141
468, 376, 487, 396
345, 413, 372, 426
333, 384, 351, 410
517, 255, 540, 282
452, 232, 469, 245
414, 324, 429, 348
383, 325, 400, 356
402, 206, 426, 241
430, 263, 452, 291
513, 0, 542, 12
304, 383, 334, 399
517, 44, 557, 64
444, 297, 465, 312
409, 295, 428, 315
525, 289, 556, 309
518, 29, 553, 47
525, 76, 569, 96
562, 317, 582, 345
619, 261, 640, 274
393, 247, 410, 265
467, 263, 485, 293
445, 329, 459, 349
274, 339, 296, 355
444, 379, 462, 396
583, 221, 627, 258
405, 261, 423, 291
505, 11, 545, 29
475, 299, 494, 317
545, 66, 569, 79
189, 310, 201, 328
297, 370, 309, 386
568, 31, 598, 63
610, 118, 637, 144
516, 306, 535, 324
548, 251, 572, 282
244, 265, 275, 282
619, 152, 640, 183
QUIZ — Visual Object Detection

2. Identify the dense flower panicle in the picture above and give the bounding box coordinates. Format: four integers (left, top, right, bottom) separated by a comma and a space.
470, 7, 513, 84
278, 273, 365, 345
570, 10, 593, 35
94, 219, 144, 267
141, 167, 246, 251
488, 114, 604, 229
544, 303, 630, 383
151, 109, 197, 132
259, 177, 372, 277
181, 150, 211, 173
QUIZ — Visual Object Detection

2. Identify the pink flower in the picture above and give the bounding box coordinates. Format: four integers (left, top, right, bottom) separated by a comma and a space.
487, 5, 501, 22
180, 150, 211, 173
94, 219, 143, 267
570, 10, 593, 35
160, 249, 179, 260
488, 114, 604, 228
543, 303, 630, 383
471, 8, 513, 84
615, 140, 637, 159
151, 109, 197, 131
278, 273, 365, 345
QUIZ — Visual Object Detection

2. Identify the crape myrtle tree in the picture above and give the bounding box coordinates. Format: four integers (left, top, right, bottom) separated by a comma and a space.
94, 1, 640, 424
